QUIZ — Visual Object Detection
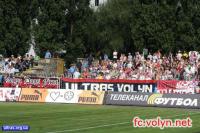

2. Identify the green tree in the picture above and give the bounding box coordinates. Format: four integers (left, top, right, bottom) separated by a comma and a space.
33, 0, 92, 65
0, 0, 31, 56
90, 0, 200, 56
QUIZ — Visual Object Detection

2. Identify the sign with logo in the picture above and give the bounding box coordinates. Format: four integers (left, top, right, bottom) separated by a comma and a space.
157, 80, 198, 94
61, 78, 156, 93
105, 92, 200, 109
4, 77, 60, 89
19, 88, 48, 102
78, 91, 105, 105
105, 92, 149, 106
147, 93, 199, 108
45, 89, 82, 103
0, 88, 21, 102
19, 88, 104, 104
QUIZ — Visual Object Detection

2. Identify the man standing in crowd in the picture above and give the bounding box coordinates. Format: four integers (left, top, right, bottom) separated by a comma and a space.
73, 68, 81, 79
128, 53, 133, 62
45, 50, 52, 59
113, 50, 118, 61
88, 54, 93, 67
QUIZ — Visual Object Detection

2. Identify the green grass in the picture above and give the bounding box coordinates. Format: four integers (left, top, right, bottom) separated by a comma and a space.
0, 102, 200, 133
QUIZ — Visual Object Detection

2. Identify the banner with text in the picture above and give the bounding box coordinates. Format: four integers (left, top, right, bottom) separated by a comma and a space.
157, 80, 199, 94
18, 88, 105, 105
0, 88, 21, 102
4, 77, 60, 89
78, 91, 105, 105
19, 88, 48, 102
105, 92, 200, 109
61, 78, 156, 93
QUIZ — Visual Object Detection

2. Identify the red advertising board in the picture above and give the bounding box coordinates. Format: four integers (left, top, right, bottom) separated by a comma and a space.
3, 77, 60, 89
157, 80, 199, 94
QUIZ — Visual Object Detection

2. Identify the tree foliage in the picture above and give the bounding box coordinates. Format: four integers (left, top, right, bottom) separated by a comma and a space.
0, 0, 31, 56
90, 0, 200, 56
1, 0, 200, 64
33, 0, 92, 64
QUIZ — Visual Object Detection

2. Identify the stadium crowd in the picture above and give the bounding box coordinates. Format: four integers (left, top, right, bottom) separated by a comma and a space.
0, 54, 35, 76
0, 50, 200, 81
66, 50, 200, 81
0, 50, 52, 77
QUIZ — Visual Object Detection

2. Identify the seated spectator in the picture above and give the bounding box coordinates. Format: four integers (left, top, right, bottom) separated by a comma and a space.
65, 50, 200, 81
5, 63, 15, 76
82, 68, 90, 78
96, 72, 103, 79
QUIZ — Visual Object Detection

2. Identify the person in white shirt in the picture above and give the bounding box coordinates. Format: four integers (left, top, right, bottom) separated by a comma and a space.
184, 64, 196, 80
152, 54, 158, 63
113, 50, 118, 61
139, 73, 145, 80
73, 69, 80, 79
105, 73, 111, 80
113, 62, 118, 68
131, 71, 138, 80
127, 61, 133, 68
5, 64, 15, 76
128, 53, 132, 62
147, 53, 153, 61
177, 50, 182, 60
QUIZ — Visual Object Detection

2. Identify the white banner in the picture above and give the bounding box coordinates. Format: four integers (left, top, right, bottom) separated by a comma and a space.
0, 88, 21, 102
45, 89, 82, 103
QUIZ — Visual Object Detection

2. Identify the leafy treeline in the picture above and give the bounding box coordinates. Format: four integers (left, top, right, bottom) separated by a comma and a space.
1, 0, 200, 64
0, 0, 92, 63
92, 0, 200, 55
0, 0, 31, 56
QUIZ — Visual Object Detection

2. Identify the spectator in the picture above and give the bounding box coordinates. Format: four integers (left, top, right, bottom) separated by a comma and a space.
45, 50, 52, 59
177, 50, 182, 61
113, 50, 118, 61
68, 64, 76, 77
73, 69, 80, 79
0, 55, 5, 73
5, 63, 15, 76
65, 50, 200, 81
29, 55, 34, 68
128, 53, 133, 62
104, 53, 109, 61
76, 60, 82, 72
87, 54, 93, 67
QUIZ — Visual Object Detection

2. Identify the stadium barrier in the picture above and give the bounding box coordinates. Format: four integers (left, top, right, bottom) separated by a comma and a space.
1, 87, 200, 109
18, 88, 105, 105
105, 92, 200, 109
2, 77, 200, 94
